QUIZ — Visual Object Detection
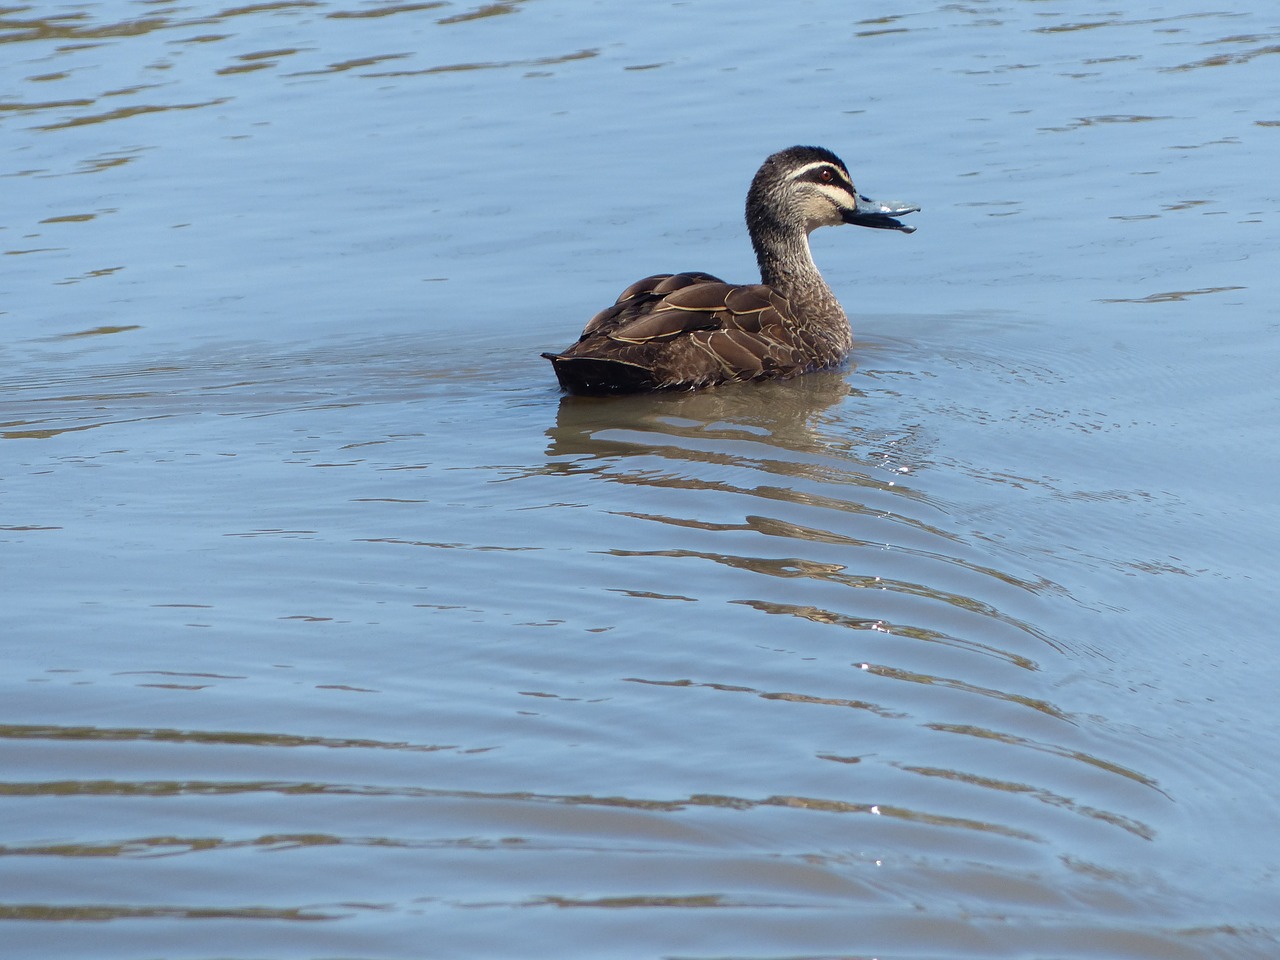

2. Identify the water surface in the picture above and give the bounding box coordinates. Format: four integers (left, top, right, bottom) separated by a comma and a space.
3, 2, 1279, 957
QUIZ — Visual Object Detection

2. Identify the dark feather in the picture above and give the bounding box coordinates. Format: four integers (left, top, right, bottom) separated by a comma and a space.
651, 272, 722, 294
546, 274, 837, 393
724, 284, 774, 314
608, 305, 720, 344
542, 354, 661, 395
703, 330, 766, 379
541, 145, 918, 394
662, 282, 738, 311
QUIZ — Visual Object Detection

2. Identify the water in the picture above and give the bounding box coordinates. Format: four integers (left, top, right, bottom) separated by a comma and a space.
3, 2, 1279, 957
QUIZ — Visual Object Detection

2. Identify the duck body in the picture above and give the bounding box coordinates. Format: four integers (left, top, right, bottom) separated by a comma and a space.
545, 270, 850, 394
543, 145, 918, 395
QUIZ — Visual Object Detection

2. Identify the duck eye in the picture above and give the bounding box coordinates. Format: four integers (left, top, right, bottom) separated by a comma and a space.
819, 168, 834, 183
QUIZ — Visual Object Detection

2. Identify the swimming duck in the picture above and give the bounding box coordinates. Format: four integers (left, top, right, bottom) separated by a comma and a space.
542, 145, 919, 395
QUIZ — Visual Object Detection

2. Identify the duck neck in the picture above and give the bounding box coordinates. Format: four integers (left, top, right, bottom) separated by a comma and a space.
750, 216, 846, 323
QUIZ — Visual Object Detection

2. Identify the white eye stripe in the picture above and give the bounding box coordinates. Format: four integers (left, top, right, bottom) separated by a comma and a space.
788, 161, 855, 191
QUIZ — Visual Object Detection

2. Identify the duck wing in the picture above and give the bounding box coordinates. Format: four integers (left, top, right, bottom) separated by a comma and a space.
596, 277, 783, 342
579, 272, 724, 337
546, 274, 808, 393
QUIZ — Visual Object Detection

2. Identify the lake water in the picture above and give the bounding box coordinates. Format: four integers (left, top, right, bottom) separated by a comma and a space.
3, 1, 1279, 957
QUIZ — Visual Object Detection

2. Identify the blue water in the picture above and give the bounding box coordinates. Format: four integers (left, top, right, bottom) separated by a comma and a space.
3, 2, 1279, 957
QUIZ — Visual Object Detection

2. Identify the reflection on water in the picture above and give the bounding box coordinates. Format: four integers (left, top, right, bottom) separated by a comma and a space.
545, 372, 940, 516
547, 372, 1068, 666
3, 0, 1279, 958
1, 332, 1265, 955
0, 0, 597, 136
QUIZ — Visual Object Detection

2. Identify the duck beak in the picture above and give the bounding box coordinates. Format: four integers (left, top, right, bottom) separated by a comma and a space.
842, 194, 920, 233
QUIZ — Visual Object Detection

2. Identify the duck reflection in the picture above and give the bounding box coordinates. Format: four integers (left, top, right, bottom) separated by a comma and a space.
542, 366, 947, 534
541, 362, 1078, 672
545, 368, 860, 464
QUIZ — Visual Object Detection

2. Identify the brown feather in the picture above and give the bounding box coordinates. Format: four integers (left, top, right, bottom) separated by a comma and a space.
615, 274, 672, 302
723, 284, 774, 314
541, 145, 918, 394
652, 272, 722, 294
608, 305, 720, 344
662, 282, 738, 311
700, 330, 766, 379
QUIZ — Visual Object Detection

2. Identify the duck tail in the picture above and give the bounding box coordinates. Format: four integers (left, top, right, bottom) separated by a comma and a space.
542, 353, 661, 395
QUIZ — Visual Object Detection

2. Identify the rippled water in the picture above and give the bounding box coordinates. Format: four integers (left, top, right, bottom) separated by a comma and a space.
4, 2, 1279, 957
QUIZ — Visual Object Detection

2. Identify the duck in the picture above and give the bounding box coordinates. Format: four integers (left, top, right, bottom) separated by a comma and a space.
542, 145, 919, 395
